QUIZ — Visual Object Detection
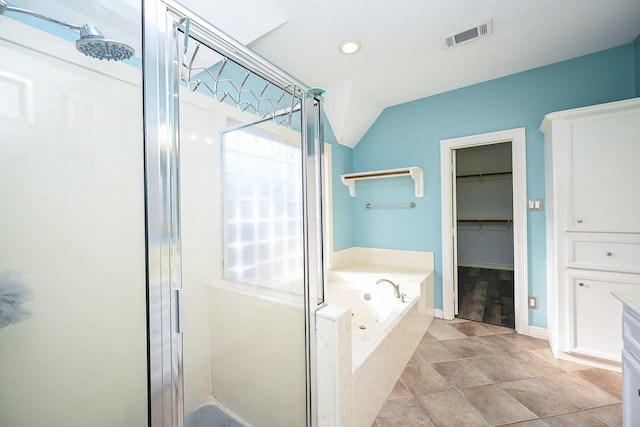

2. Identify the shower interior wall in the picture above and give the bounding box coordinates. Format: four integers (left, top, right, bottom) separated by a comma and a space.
0, 17, 148, 426
179, 86, 307, 426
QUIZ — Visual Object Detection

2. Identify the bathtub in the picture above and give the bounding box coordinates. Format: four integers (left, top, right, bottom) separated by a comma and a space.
317, 270, 434, 427
327, 280, 420, 368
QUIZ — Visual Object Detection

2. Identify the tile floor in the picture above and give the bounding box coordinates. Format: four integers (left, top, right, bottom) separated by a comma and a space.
373, 318, 622, 427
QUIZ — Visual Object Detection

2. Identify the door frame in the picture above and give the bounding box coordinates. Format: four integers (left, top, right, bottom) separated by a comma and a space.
440, 127, 528, 334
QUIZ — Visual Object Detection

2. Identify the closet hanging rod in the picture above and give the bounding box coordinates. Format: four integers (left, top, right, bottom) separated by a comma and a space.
366, 202, 416, 209
456, 171, 512, 179
457, 219, 512, 223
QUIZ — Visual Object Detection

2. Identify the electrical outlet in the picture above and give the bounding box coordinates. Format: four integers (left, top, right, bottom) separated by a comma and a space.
528, 296, 538, 309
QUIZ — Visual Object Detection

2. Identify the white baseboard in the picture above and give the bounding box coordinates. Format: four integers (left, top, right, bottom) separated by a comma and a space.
557, 351, 621, 372
434, 311, 549, 341
526, 326, 548, 340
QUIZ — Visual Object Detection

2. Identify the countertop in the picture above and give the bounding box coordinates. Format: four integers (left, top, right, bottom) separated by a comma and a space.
613, 290, 640, 317
330, 262, 433, 285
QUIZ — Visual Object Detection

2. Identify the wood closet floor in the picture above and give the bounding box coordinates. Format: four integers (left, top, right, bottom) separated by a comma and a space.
457, 266, 515, 329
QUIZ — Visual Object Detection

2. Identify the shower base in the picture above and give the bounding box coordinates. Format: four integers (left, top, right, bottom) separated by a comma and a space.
186, 404, 248, 427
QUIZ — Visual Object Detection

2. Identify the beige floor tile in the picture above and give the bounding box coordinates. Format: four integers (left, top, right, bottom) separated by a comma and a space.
419, 331, 439, 343
472, 334, 518, 353
432, 359, 494, 389
462, 384, 538, 425
537, 371, 621, 409
512, 350, 565, 377
427, 324, 468, 341
415, 340, 460, 363
543, 411, 608, 426
576, 369, 622, 400
387, 380, 413, 399
406, 350, 426, 366
375, 396, 435, 427
500, 378, 581, 418
375, 320, 622, 427
528, 348, 591, 372
376, 418, 435, 427
416, 390, 491, 427
442, 318, 471, 324
467, 353, 532, 383
449, 321, 495, 337
441, 337, 494, 358
503, 420, 550, 427
500, 333, 551, 351
400, 364, 452, 395
482, 322, 515, 334
584, 404, 622, 427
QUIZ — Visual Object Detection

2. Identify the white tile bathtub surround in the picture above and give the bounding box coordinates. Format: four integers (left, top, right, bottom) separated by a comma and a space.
317, 304, 353, 427
318, 249, 435, 427
331, 247, 434, 271
352, 305, 431, 427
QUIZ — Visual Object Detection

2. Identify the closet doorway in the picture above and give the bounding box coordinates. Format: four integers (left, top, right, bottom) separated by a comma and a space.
440, 128, 528, 334
455, 143, 514, 328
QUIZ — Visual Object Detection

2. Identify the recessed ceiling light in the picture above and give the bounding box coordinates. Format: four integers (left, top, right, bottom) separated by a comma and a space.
339, 39, 361, 55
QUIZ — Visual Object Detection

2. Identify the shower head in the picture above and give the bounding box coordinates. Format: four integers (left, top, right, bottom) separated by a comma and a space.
0, 0, 135, 62
75, 24, 134, 61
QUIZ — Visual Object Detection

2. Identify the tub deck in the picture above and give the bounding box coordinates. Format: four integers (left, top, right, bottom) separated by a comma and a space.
317, 260, 434, 427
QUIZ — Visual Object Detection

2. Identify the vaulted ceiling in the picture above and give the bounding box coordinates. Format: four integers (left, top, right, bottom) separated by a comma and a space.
16, 0, 640, 147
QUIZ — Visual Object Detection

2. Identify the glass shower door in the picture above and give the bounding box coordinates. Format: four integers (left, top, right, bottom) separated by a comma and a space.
143, 3, 324, 425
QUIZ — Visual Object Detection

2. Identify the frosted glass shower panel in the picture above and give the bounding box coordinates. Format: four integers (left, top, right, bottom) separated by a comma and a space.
0, 5, 147, 427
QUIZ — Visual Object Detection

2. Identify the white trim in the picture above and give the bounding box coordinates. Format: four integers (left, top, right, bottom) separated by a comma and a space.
527, 326, 548, 340
434, 308, 444, 319
323, 143, 334, 272
440, 128, 529, 334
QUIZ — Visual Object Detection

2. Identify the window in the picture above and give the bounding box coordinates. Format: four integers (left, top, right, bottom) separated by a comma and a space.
221, 125, 303, 290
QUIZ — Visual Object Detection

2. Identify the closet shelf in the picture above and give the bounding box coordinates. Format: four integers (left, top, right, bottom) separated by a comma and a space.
341, 167, 424, 197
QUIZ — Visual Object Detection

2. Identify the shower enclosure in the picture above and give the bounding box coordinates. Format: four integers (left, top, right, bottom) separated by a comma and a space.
145, 1, 325, 425
1, 1, 324, 426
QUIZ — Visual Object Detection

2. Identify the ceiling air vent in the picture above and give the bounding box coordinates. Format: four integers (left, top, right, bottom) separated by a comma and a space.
443, 21, 492, 49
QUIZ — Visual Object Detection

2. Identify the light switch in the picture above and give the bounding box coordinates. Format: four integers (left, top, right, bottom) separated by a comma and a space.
527, 198, 543, 211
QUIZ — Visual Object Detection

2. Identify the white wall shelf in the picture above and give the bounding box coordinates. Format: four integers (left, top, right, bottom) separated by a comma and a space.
341, 167, 424, 197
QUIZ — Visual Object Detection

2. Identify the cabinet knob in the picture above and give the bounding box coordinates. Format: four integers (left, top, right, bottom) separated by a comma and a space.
579, 283, 584, 287
606, 252, 612, 257
577, 219, 583, 223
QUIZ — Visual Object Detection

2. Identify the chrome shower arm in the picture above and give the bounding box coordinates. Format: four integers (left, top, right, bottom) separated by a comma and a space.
0, 1, 83, 31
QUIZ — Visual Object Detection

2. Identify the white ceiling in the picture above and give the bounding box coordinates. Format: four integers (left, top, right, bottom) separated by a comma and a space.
15, 0, 640, 148
211, 0, 640, 147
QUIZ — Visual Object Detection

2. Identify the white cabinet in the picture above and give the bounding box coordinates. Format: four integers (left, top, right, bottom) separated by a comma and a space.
571, 274, 640, 361
541, 98, 640, 367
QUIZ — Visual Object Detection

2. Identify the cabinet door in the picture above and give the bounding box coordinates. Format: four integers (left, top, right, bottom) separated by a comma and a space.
623, 350, 640, 427
568, 111, 640, 232
571, 274, 640, 361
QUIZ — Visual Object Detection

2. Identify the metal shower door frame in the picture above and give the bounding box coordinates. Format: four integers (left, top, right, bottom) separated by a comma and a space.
142, 1, 325, 426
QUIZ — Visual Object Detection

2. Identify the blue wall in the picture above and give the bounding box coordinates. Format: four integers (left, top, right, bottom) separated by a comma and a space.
340, 44, 636, 327
324, 117, 354, 251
